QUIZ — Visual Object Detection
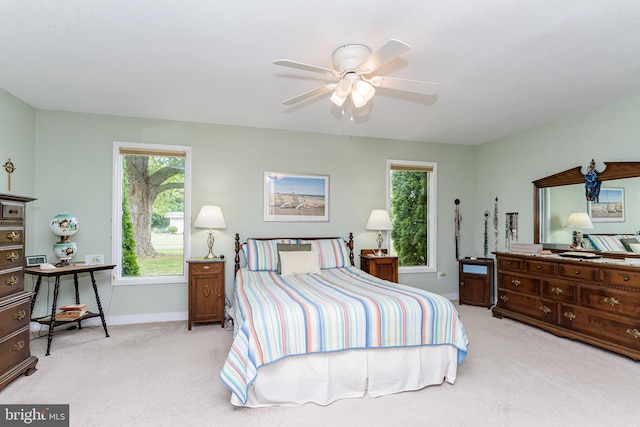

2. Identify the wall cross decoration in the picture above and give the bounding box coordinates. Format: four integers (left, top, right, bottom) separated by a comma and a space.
3, 158, 15, 191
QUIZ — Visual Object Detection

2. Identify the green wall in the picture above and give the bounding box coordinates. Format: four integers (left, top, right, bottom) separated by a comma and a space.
475, 94, 640, 253
25, 110, 477, 323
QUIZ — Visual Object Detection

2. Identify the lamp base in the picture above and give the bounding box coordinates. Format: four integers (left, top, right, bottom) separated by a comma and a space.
373, 231, 385, 256
204, 231, 218, 259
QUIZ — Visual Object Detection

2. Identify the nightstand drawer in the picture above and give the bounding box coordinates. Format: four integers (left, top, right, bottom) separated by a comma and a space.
189, 262, 223, 275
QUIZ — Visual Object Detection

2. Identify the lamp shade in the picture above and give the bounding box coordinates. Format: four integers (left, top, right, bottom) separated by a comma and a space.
366, 209, 393, 231
194, 205, 226, 229
564, 212, 594, 229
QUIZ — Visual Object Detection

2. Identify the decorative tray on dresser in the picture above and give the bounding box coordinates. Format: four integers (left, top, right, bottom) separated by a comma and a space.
0, 193, 37, 391
493, 252, 640, 361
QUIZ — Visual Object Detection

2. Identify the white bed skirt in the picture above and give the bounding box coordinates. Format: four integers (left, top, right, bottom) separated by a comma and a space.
230, 345, 459, 407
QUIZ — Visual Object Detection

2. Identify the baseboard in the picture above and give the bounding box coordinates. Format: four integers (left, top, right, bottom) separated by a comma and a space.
442, 292, 458, 301
30, 311, 188, 331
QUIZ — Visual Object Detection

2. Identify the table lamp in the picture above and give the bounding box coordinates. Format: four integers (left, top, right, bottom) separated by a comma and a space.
366, 209, 393, 256
564, 211, 593, 250
194, 204, 226, 259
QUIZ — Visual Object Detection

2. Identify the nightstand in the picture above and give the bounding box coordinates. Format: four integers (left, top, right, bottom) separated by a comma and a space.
187, 259, 225, 329
360, 249, 398, 283
458, 257, 494, 308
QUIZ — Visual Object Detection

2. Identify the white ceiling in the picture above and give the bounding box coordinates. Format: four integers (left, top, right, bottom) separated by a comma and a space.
2, 1, 640, 145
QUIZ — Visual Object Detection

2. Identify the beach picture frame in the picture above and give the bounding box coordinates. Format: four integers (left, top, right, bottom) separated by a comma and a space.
588, 187, 625, 222
264, 171, 329, 222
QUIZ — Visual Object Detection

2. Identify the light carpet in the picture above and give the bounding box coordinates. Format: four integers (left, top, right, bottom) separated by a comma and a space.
3, 303, 638, 427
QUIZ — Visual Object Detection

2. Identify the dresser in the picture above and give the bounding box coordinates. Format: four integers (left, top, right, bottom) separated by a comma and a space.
493, 252, 640, 360
0, 193, 37, 391
360, 250, 398, 283
187, 259, 225, 329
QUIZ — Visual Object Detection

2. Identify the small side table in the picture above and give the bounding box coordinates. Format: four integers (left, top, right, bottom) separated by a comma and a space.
360, 249, 398, 283
458, 257, 494, 308
25, 263, 115, 355
187, 259, 225, 329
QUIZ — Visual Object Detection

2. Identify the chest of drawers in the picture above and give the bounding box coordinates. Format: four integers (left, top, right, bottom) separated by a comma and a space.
0, 193, 37, 391
493, 252, 640, 360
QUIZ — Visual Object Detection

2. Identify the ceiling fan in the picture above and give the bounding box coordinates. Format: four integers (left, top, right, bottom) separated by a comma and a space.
274, 39, 438, 109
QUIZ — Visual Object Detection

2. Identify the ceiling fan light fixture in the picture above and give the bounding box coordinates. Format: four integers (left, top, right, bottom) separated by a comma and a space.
351, 90, 368, 108
330, 90, 348, 107
355, 80, 375, 101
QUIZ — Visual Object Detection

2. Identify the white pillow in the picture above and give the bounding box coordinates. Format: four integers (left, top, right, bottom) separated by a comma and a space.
279, 251, 321, 276
629, 243, 640, 254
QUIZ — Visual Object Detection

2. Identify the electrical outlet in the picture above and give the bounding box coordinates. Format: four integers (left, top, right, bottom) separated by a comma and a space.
437, 271, 446, 280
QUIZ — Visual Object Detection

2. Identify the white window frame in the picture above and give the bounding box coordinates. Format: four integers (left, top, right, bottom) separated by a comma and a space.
387, 159, 437, 274
112, 141, 192, 285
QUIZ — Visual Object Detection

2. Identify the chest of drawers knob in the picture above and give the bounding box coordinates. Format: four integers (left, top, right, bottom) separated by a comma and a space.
500, 295, 509, 302
603, 296, 621, 306
563, 311, 576, 321
540, 305, 552, 314
511, 279, 521, 286
626, 328, 640, 339
5, 252, 19, 262
551, 287, 563, 295
13, 309, 26, 320
5, 275, 18, 286
5, 231, 20, 242
12, 340, 25, 352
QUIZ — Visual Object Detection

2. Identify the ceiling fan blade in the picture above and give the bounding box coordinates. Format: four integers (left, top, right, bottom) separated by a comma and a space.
274, 60, 341, 77
371, 75, 439, 95
282, 84, 336, 105
356, 39, 410, 75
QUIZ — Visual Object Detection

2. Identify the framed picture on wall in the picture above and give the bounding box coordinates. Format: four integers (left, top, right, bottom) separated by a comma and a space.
264, 171, 329, 222
588, 187, 625, 222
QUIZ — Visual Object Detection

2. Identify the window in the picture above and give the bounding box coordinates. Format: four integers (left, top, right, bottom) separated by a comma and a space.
112, 142, 192, 285
387, 160, 437, 273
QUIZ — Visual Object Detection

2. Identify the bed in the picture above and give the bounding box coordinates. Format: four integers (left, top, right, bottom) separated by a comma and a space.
220, 234, 469, 407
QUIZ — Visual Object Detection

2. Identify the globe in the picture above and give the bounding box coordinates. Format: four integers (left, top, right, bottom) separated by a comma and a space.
50, 213, 79, 265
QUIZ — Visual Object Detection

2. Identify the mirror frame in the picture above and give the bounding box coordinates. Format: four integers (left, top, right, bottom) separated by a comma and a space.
533, 161, 640, 249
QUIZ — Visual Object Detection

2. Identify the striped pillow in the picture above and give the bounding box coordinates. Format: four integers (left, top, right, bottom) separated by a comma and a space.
298, 238, 351, 269
587, 235, 627, 252
245, 238, 296, 271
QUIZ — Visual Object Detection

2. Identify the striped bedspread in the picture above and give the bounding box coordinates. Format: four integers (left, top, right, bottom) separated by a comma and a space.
220, 266, 469, 404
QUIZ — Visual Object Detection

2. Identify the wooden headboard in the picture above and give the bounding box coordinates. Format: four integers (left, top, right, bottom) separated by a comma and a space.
234, 233, 354, 276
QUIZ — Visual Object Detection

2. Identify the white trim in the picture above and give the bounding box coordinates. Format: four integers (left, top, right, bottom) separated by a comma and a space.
112, 142, 192, 285
387, 159, 438, 273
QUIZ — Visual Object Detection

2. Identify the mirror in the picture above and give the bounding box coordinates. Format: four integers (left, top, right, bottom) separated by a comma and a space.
533, 161, 640, 254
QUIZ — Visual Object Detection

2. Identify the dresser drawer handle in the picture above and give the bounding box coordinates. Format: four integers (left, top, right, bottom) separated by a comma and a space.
6, 231, 20, 241
511, 279, 521, 286
540, 305, 552, 314
203, 285, 210, 297
623, 276, 629, 281
499, 295, 509, 303
604, 296, 621, 306
6, 252, 19, 262
574, 270, 580, 275
551, 287, 563, 295
536, 265, 542, 269
203, 265, 210, 270
626, 328, 640, 339
5, 275, 18, 286
12, 340, 25, 352
563, 311, 576, 321
13, 310, 26, 320
8, 208, 19, 215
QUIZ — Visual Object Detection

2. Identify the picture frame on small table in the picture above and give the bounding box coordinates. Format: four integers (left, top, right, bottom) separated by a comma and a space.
26, 255, 47, 267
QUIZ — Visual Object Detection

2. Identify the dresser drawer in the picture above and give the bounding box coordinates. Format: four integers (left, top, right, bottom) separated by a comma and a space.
0, 326, 31, 375
0, 247, 23, 269
0, 296, 30, 338
541, 279, 577, 303
189, 262, 223, 275
0, 228, 23, 245
0, 267, 24, 299
557, 263, 599, 281
498, 273, 539, 294
579, 284, 640, 318
559, 303, 640, 349
497, 256, 524, 272
0, 202, 24, 220
497, 290, 556, 323
526, 260, 556, 275
601, 268, 640, 288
